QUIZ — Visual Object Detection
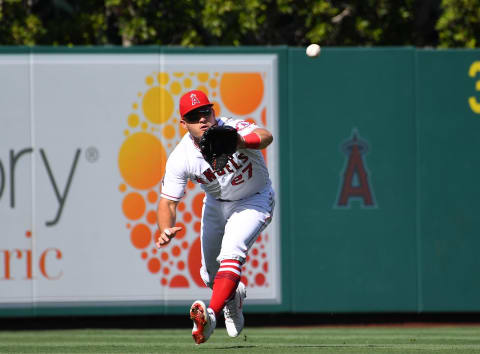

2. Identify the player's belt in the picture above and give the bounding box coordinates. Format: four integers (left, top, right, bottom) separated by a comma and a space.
216, 192, 260, 202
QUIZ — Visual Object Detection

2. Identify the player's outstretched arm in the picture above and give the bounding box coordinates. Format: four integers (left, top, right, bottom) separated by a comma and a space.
156, 197, 182, 247
237, 127, 273, 150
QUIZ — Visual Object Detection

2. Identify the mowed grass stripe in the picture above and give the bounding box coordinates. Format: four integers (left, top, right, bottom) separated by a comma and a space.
0, 326, 479, 353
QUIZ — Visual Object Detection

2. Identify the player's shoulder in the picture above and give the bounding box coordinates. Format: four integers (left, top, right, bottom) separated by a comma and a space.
165, 137, 192, 176
168, 133, 194, 160
217, 116, 257, 131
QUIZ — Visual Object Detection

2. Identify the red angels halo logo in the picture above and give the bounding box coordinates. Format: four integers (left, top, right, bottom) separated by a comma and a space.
335, 128, 376, 208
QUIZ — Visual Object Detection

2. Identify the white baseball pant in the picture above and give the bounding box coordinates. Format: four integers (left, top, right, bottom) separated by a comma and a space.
199, 186, 275, 288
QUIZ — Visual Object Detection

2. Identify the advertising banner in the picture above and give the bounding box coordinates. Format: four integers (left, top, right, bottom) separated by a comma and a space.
0, 53, 280, 310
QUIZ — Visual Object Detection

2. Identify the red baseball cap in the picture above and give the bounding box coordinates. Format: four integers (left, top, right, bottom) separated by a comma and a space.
179, 90, 213, 117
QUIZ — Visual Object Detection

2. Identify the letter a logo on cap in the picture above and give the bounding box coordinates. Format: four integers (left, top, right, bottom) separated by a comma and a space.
190, 93, 200, 106
179, 90, 211, 116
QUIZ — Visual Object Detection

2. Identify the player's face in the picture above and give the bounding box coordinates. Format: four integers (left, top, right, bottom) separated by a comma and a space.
181, 106, 216, 140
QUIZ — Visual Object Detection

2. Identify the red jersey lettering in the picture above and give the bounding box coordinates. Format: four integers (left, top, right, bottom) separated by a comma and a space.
238, 153, 248, 164
195, 176, 207, 184
203, 169, 217, 182
231, 175, 244, 185
229, 157, 241, 170
241, 162, 253, 179
225, 164, 234, 173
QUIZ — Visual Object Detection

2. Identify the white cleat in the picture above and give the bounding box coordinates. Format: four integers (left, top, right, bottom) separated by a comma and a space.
223, 281, 247, 337
190, 300, 216, 344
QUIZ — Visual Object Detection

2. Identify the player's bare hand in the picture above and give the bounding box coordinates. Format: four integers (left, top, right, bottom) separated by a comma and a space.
155, 226, 182, 248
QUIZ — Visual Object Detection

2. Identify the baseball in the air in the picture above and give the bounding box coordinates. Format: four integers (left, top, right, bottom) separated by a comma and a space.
306, 44, 321, 57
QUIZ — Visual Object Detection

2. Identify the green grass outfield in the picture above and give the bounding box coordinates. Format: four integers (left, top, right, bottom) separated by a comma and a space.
0, 326, 479, 353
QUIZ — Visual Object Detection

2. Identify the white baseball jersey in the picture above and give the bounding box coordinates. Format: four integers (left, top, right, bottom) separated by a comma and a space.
161, 117, 271, 202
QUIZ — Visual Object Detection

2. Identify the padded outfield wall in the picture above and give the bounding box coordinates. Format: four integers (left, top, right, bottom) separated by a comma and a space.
0, 47, 479, 317
287, 47, 480, 313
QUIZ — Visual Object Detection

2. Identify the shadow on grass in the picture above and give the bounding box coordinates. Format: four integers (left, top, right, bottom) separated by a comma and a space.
206, 345, 258, 350
204, 344, 393, 350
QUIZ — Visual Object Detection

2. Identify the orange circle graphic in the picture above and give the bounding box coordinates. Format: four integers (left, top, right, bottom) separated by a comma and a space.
170, 275, 189, 287
212, 101, 221, 116
178, 202, 185, 212
188, 237, 207, 287
147, 190, 158, 203
255, 273, 266, 286
220, 73, 264, 115
148, 258, 161, 273
146, 210, 157, 224
172, 246, 181, 257
171, 81, 182, 95
183, 212, 192, 223
197, 73, 209, 82
128, 113, 140, 127
130, 223, 151, 249
178, 260, 185, 270
192, 193, 205, 218
197, 85, 208, 96
174, 222, 186, 239
153, 229, 160, 244
162, 124, 176, 140
118, 132, 166, 190
142, 86, 174, 124
194, 221, 201, 233
183, 78, 192, 88
121, 70, 271, 290
122, 192, 146, 220
157, 72, 169, 85
161, 252, 169, 261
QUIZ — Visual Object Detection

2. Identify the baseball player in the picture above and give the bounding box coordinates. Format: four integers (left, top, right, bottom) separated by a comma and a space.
156, 90, 275, 344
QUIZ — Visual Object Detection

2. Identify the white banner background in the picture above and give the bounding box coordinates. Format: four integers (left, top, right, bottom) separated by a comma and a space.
0, 54, 280, 308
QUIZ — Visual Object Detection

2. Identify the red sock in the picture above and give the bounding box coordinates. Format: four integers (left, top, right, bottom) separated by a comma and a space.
208, 259, 241, 318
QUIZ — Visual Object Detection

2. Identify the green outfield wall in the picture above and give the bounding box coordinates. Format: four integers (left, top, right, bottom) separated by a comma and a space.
416, 50, 480, 312
1, 46, 479, 316
286, 48, 418, 312
284, 47, 480, 313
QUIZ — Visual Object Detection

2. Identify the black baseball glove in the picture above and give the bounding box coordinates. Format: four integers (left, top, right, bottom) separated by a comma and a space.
199, 125, 238, 171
